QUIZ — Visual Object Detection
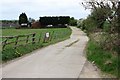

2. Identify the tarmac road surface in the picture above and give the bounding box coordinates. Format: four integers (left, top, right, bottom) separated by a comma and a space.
2, 27, 90, 78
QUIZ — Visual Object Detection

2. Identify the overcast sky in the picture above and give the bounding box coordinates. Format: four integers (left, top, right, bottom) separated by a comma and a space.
0, 0, 90, 20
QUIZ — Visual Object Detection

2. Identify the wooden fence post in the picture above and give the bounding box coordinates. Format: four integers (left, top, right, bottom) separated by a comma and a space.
54, 32, 56, 39
26, 35, 29, 44
43, 33, 46, 43
14, 36, 19, 49
38, 34, 41, 43
50, 31, 54, 41
32, 33, 36, 44
2, 38, 8, 50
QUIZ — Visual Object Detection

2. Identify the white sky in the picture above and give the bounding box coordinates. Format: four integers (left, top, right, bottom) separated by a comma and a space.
0, 0, 90, 20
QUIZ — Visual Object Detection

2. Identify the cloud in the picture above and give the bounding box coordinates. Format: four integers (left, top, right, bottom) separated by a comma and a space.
0, 0, 90, 20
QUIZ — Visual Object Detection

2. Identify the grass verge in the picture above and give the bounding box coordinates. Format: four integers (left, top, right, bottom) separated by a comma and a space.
86, 39, 119, 78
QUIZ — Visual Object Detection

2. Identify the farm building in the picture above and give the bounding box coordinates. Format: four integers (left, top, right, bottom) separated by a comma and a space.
31, 21, 41, 29
39, 16, 70, 28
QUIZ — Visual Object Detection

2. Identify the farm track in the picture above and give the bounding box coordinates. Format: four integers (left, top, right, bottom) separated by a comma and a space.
1, 26, 101, 78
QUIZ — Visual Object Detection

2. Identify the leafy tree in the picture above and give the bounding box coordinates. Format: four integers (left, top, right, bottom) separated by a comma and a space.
69, 17, 77, 26
28, 17, 35, 27
19, 13, 28, 27
116, 2, 120, 33
84, 15, 97, 31
82, 0, 119, 31
82, 0, 120, 49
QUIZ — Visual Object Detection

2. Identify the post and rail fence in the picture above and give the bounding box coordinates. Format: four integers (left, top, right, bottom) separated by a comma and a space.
0, 33, 36, 50
0, 31, 54, 51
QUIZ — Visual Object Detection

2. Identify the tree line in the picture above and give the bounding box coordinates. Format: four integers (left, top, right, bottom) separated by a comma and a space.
81, 0, 120, 33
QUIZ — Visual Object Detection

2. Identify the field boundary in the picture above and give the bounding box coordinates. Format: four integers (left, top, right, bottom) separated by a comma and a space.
1, 32, 54, 50
1, 28, 72, 62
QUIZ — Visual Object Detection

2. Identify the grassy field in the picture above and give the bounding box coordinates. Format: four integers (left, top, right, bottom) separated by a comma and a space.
1, 28, 72, 62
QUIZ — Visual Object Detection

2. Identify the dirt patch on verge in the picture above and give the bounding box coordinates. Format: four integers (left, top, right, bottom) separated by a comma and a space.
79, 61, 101, 78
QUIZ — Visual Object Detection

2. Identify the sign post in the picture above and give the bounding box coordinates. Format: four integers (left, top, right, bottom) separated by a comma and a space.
44, 32, 50, 43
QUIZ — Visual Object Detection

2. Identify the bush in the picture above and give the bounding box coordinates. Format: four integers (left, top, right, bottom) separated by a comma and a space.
79, 16, 98, 33
69, 17, 77, 26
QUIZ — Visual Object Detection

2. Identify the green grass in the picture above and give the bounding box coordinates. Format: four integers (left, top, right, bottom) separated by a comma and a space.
86, 40, 119, 77
1, 28, 72, 62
